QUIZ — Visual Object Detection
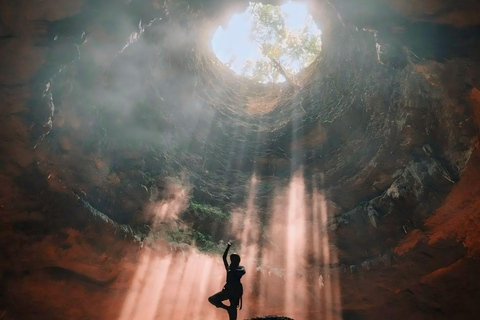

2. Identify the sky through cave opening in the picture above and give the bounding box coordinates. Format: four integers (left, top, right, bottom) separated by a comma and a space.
212, 1, 322, 83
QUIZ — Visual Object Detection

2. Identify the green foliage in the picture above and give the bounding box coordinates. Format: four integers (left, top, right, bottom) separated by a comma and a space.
165, 227, 224, 254
243, 3, 322, 83
162, 201, 230, 254
188, 201, 230, 221
165, 227, 192, 243
250, 4, 286, 47
192, 230, 218, 252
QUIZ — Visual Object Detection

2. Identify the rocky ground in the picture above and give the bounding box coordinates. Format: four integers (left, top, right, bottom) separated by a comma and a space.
246, 317, 294, 320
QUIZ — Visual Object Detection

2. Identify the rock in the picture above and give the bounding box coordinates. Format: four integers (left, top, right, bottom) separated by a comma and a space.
374, 29, 408, 69
367, 204, 379, 228
58, 136, 72, 151
246, 317, 294, 320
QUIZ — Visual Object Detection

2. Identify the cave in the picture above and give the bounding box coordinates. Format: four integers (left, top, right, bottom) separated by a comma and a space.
1, 0, 480, 319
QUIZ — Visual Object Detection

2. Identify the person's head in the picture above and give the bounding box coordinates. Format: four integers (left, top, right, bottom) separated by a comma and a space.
230, 253, 241, 267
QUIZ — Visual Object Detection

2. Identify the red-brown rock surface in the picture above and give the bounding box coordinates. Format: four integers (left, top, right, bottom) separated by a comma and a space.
1, 0, 480, 320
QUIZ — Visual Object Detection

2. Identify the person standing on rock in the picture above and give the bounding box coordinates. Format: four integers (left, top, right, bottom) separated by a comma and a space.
208, 241, 245, 320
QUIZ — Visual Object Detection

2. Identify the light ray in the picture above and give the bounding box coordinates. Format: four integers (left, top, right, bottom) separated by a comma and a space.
117, 167, 341, 320
239, 174, 260, 318
117, 251, 153, 320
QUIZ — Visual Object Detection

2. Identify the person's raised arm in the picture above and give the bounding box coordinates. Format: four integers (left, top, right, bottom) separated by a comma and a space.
223, 242, 232, 270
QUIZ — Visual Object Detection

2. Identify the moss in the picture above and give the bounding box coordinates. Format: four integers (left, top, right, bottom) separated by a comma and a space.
164, 227, 224, 254
165, 227, 193, 244
192, 230, 221, 253
187, 201, 230, 221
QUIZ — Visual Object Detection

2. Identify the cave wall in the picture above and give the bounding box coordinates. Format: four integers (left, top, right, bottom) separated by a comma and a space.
1, 0, 480, 319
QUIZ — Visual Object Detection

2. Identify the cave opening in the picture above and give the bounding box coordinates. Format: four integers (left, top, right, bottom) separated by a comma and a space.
211, 1, 322, 83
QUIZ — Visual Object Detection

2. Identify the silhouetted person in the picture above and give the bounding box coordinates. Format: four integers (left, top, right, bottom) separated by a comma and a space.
208, 242, 245, 320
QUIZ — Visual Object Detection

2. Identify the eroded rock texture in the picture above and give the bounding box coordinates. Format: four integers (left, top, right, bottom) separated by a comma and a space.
1, 0, 480, 319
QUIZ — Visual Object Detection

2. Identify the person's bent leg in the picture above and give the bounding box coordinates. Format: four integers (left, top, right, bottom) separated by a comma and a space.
208, 291, 229, 309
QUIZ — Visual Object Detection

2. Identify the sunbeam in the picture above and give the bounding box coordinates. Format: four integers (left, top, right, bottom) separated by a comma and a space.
116, 163, 340, 320
238, 174, 260, 318
285, 172, 307, 316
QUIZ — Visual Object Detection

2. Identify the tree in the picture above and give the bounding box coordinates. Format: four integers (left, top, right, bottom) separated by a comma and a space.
241, 3, 322, 84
